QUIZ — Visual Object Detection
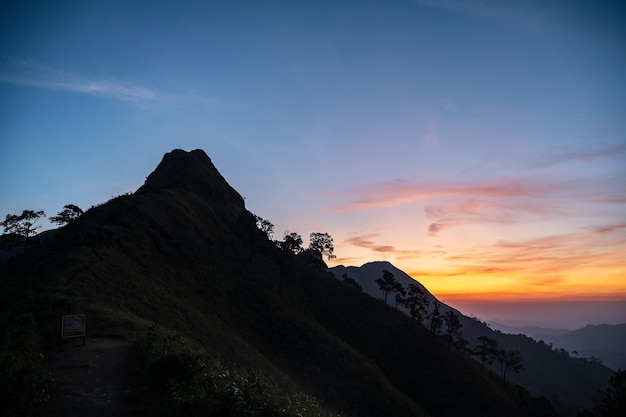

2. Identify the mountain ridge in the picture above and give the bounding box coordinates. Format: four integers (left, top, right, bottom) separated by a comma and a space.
0, 149, 608, 417
328, 262, 614, 415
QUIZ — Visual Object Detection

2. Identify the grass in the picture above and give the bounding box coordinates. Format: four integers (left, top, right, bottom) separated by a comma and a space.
137, 326, 344, 417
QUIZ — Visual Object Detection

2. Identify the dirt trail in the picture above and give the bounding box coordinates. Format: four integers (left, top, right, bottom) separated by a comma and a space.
42, 336, 146, 417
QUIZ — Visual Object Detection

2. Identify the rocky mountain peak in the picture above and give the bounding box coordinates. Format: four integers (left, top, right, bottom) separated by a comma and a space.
137, 149, 245, 208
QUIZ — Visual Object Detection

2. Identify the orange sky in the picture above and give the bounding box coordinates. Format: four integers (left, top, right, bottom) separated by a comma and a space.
323, 176, 626, 308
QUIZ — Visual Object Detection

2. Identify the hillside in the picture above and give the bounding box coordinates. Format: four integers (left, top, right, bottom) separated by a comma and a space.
330, 262, 614, 415
2, 149, 567, 417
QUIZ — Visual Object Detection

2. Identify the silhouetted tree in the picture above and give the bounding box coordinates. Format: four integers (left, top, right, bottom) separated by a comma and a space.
498, 349, 524, 388
49, 204, 83, 226
429, 301, 443, 335
473, 336, 499, 373
393, 282, 406, 309
1, 209, 46, 252
443, 310, 463, 346
581, 369, 626, 417
279, 231, 303, 254
401, 283, 430, 325
375, 269, 396, 305
308, 232, 336, 260
253, 214, 274, 240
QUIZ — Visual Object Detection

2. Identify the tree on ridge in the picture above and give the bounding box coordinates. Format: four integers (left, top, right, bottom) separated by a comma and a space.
253, 214, 274, 240
308, 232, 336, 260
498, 349, 524, 389
279, 231, 303, 254
429, 301, 443, 335
49, 204, 83, 226
443, 310, 464, 347
375, 269, 397, 305
401, 283, 430, 326
393, 282, 406, 309
473, 336, 499, 374
1, 209, 46, 252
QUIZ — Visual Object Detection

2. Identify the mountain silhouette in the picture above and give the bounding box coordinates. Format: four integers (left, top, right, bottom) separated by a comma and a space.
0, 149, 610, 417
137, 149, 245, 207
329, 262, 613, 415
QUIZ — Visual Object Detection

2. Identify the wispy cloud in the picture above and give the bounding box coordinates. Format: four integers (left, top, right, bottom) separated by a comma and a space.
425, 198, 558, 236
413, 224, 626, 299
330, 173, 625, 237
0, 60, 213, 105
466, 225, 626, 275
0, 61, 159, 102
589, 224, 626, 234
329, 177, 558, 213
343, 232, 448, 258
345, 234, 397, 253
532, 143, 626, 168
0, 74, 158, 101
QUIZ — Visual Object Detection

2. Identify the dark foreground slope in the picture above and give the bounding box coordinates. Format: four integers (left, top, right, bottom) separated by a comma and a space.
1, 149, 554, 417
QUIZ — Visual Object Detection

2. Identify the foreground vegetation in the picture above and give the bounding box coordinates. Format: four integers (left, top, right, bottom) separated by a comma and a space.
138, 327, 343, 417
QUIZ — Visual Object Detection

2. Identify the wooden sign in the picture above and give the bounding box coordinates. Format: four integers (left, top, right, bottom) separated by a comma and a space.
61, 314, 86, 339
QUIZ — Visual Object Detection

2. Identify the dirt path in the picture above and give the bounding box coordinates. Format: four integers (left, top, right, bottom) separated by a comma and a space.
42, 336, 147, 417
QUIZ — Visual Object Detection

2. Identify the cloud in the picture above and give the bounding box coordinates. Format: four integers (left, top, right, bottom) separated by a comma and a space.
344, 234, 397, 253
0, 71, 158, 102
331, 173, 624, 237
532, 143, 626, 168
0, 60, 214, 105
427, 222, 446, 236
426, 224, 626, 298
424, 198, 554, 235
330, 178, 569, 238
484, 226, 626, 273
405, 269, 467, 278
589, 224, 626, 234
343, 232, 448, 258
330, 177, 553, 213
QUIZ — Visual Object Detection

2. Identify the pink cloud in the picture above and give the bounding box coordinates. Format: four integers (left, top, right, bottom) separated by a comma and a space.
344, 234, 397, 253
329, 177, 560, 213
343, 233, 448, 258
472, 226, 626, 273
424, 198, 559, 235
590, 224, 626, 234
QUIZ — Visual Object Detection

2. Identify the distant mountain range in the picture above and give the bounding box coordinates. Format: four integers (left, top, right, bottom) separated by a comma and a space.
490, 322, 626, 371
488, 323, 572, 338
329, 262, 615, 415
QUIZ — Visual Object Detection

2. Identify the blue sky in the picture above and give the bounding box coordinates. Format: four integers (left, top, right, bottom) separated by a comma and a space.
1, 0, 625, 327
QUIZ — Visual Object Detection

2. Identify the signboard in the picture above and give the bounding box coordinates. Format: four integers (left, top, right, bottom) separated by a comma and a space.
61, 314, 86, 339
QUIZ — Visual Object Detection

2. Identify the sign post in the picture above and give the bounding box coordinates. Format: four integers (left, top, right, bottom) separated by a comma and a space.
60, 314, 86, 349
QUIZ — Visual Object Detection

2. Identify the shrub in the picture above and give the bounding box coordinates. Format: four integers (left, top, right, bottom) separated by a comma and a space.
137, 327, 342, 417
0, 314, 49, 416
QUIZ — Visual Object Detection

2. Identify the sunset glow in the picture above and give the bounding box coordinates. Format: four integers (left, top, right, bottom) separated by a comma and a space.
325, 170, 625, 308
1, 0, 624, 327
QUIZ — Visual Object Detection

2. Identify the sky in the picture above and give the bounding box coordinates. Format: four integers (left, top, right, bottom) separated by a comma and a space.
1, 0, 625, 328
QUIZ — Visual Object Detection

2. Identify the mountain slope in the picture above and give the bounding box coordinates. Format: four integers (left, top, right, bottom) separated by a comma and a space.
2, 149, 560, 417
329, 262, 613, 415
